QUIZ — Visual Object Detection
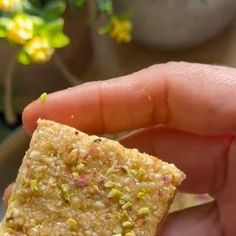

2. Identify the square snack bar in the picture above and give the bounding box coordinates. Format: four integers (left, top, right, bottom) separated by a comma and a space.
0, 120, 185, 236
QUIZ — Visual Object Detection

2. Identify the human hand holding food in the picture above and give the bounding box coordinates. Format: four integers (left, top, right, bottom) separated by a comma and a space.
4, 62, 236, 235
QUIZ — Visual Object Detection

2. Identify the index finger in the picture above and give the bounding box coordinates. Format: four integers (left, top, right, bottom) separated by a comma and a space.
23, 62, 236, 135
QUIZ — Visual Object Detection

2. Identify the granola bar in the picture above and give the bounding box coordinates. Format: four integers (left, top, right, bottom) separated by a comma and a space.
0, 120, 185, 236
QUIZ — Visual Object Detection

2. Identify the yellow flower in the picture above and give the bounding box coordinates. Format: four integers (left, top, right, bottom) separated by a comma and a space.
110, 17, 132, 43
25, 36, 54, 63
0, 0, 20, 12
7, 14, 33, 45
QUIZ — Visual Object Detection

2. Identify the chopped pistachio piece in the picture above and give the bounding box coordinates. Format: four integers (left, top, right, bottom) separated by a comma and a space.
122, 221, 133, 228
39, 92, 48, 103
125, 231, 136, 236
106, 166, 119, 175
137, 168, 145, 179
72, 172, 79, 179
137, 190, 146, 198
107, 188, 123, 199
30, 179, 38, 191
104, 180, 115, 188
65, 149, 78, 166
119, 199, 126, 205
122, 194, 131, 202
66, 218, 78, 230
76, 162, 85, 171
60, 184, 70, 203
122, 201, 132, 210
138, 207, 149, 216
130, 169, 137, 176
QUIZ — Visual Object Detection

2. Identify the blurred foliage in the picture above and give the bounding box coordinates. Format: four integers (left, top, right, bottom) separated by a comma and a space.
0, 0, 132, 64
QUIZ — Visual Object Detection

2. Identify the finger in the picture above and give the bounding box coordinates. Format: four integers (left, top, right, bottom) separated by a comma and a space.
2, 183, 14, 208
160, 203, 221, 236
216, 137, 236, 235
120, 126, 231, 195
23, 62, 236, 134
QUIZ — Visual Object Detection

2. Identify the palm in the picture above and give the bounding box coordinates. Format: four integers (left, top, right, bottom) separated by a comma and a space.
161, 203, 220, 236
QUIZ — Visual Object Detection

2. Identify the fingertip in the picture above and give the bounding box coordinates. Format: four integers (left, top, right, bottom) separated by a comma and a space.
22, 101, 40, 134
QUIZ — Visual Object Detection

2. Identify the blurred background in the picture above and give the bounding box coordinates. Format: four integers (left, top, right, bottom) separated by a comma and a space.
1, 0, 235, 218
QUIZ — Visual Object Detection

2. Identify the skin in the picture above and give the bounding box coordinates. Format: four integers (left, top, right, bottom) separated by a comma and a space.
3, 61, 236, 235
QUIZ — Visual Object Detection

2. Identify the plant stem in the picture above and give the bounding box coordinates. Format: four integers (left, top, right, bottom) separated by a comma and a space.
53, 53, 81, 87
4, 51, 17, 125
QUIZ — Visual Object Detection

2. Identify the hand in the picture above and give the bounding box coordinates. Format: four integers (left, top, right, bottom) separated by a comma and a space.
5, 62, 236, 236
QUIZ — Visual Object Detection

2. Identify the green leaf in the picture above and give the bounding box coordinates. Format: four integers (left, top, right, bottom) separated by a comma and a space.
75, 0, 87, 8
96, 0, 113, 15
30, 16, 45, 34
24, 0, 44, 9
31, 15, 44, 26
18, 50, 31, 65
23, 1, 43, 16
0, 17, 11, 38
114, 12, 132, 21
98, 21, 112, 35
49, 33, 70, 48
0, 28, 6, 37
43, 0, 66, 20
41, 19, 70, 48
0, 17, 11, 29
41, 18, 64, 37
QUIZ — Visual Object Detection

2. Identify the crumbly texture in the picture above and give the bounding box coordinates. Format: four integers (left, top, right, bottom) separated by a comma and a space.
0, 120, 185, 236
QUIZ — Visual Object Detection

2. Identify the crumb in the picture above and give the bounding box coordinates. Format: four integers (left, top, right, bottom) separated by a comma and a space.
39, 92, 48, 103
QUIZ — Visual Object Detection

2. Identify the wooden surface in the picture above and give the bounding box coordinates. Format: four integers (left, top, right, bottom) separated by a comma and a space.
83, 18, 236, 82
